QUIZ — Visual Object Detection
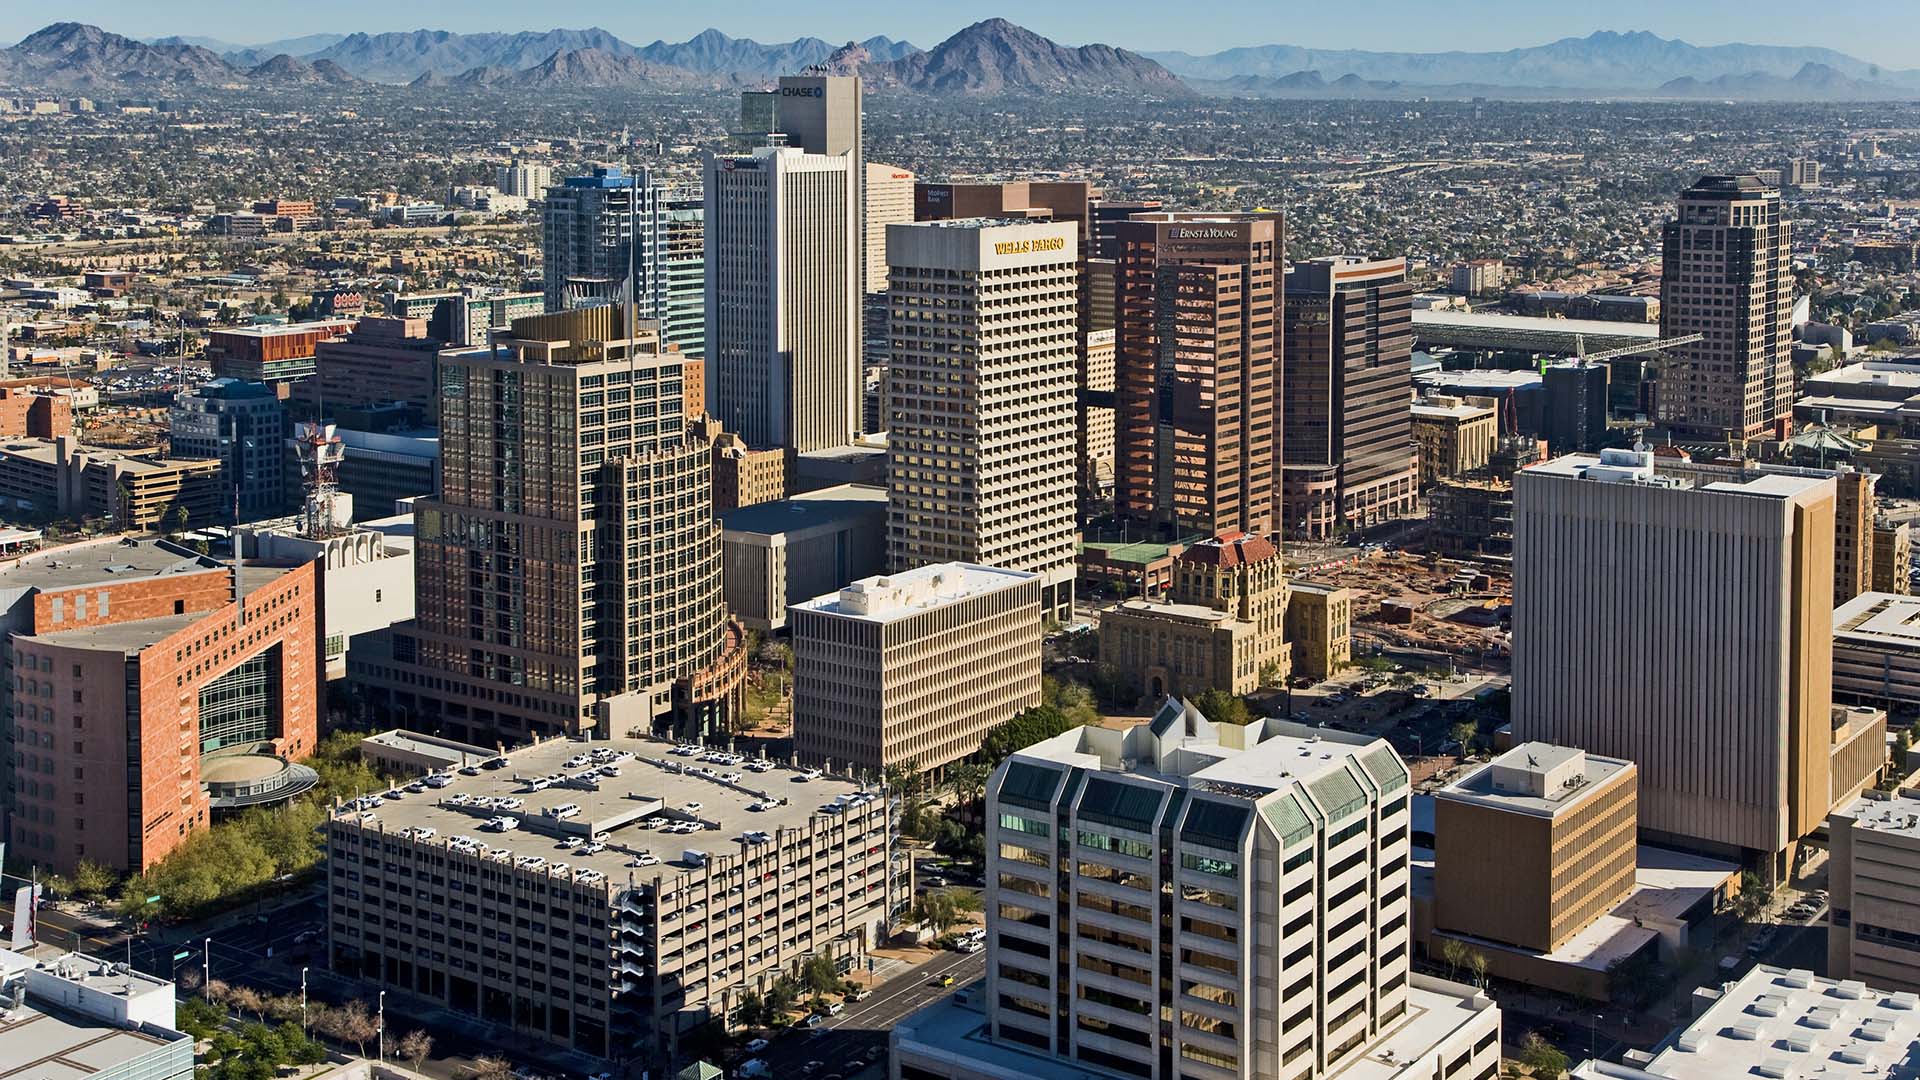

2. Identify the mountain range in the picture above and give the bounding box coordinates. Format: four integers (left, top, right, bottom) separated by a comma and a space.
2, 21, 1917, 99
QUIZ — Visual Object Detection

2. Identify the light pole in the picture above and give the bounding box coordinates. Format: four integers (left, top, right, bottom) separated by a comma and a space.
300, 968, 308, 1032
202, 937, 210, 989
377, 990, 386, 1064
1591, 1012, 1604, 1059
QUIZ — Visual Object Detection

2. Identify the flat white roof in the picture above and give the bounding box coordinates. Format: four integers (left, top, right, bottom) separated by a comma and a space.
1412, 308, 1660, 340
1637, 965, 1920, 1078
1838, 789, 1920, 839
1836, 592, 1920, 651
793, 561, 1036, 624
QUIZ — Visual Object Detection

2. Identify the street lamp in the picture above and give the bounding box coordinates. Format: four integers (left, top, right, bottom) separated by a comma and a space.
377, 990, 386, 1064
202, 938, 210, 989
1591, 1012, 1604, 1059
300, 968, 308, 1032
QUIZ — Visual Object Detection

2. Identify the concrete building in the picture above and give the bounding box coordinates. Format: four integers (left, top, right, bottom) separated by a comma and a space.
1099, 532, 1291, 700
1411, 396, 1498, 485
1571, 964, 1920, 1080
1874, 520, 1912, 595
791, 562, 1042, 776
694, 417, 786, 513
704, 144, 860, 454
1434, 745, 1639, 955
1542, 361, 1611, 454
323, 733, 904, 1066
385, 288, 544, 349
495, 159, 552, 199
865, 163, 915, 295
0, 947, 193, 1080
350, 307, 744, 744
0, 437, 224, 530
0, 383, 71, 439
1836, 469, 1876, 606
303, 316, 453, 422
1834, 591, 1920, 707
335, 427, 438, 518
893, 701, 1502, 1080
1655, 175, 1794, 439
1283, 256, 1420, 539
914, 180, 1091, 240
168, 377, 290, 522
1286, 579, 1353, 680
1079, 327, 1117, 504
244, 522, 414, 680
0, 538, 319, 874
1512, 448, 1840, 874
1828, 787, 1920, 994
1112, 213, 1282, 537
720, 484, 887, 632
205, 320, 355, 389
885, 219, 1079, 621
1449, 259, 1507, 297
541, 166, 663, 314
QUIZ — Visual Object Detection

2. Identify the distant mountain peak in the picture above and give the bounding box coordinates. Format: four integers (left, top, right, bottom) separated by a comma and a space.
866, 17, 1191, 97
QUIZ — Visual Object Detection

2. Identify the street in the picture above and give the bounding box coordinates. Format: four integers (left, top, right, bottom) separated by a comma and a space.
752, 948, 987, 1080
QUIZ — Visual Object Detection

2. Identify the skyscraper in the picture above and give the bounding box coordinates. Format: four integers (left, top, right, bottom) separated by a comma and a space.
1282, 255, 1419, 539
541, 166, 661, 313
864, 163, 916, 294
885, 219, 1079, 621
1512, 448, 1835, 876
168, 376, 291, 521
1655, 174, 1793, 439
355, 308, 742, 744
1112, 213, 1282, 536
703, 144, 860, 454
660, 194, 705, 359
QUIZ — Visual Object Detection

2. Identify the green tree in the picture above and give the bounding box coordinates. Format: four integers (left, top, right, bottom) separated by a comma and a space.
1450, 721, 1479, 755
1733, 871, 1772, 922
1192, 688, 1251, 727
1468, 951, 1489, 989
977, 704, 1080, 765
1440, 938, 1469, 981
912, 890, 959, 938
945, 761, 990, 808
800, 952, 840, 996
1259, 659, 1286, 687
69, 858, 117, 900
948, 888, 982, 915
1518, 1031, 1569, 1079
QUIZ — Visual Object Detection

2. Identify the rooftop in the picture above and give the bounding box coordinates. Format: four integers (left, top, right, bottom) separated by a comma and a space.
1437, 743, 1632, 818
1836, 788, 1920, 840
208, 319, 354, 339
1179, 531, 1278, 568
17, 565, 296, 654
1412, 399, 1498, 421
1835, 591, 1920, 650
896, 976, 1493, 1080
1576, 965, 1920, 1079
1806, 361, 1920, 390
1413, 308, 1660, 342
0, 537, 218, 593
719, 484, 888, 538
330, 733, 878, 881
793, 562, 1036, 624
0, 1004, 185, 1080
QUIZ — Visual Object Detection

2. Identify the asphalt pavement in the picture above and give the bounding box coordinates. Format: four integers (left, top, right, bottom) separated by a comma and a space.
750, 948, 986, 1080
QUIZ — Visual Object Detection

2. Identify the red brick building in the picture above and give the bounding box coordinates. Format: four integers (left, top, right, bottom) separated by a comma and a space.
0, 386, 71, 438
1, 538, 320, 874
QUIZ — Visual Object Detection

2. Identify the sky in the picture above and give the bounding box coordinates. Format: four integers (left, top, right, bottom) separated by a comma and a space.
5, 0, 1918, 68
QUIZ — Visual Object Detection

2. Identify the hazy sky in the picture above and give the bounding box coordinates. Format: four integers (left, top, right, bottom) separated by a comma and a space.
7, 0, 1918, 68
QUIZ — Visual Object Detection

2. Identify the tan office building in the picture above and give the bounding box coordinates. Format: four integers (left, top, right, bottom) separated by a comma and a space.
1874, 520, 1912, 595
1655, 175, 1794, 438
791, 562, 1042, 776
1287, 579, 1353, 680
864, 163, 915, 294
1827, 788, 1920, 994
1513, 448, 1833, 875
1099, 532, 1291, 700
885, 219, 1079, 621
1835, 469, 1875, 605
1434, 744, 1639, 954
1412, 396, 1498, 485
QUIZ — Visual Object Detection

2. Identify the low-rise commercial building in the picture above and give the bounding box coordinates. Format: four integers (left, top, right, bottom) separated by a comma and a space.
1873, 521, 1912, 595
205, 319, 355, 388
0, 947, 193, 1080
0, 538, 320, 873
720, 484, 887, 632
335, 427, 438, 519
1098, 533, 1291, 700
324, 734, 904, 1066
1828, 788, 1920, 994
1412, 396, 1498, 485
894, 700, 1501, 1080
1434, 745, 1638, 954
1286, 579, 1353, 680
0, 437, 224, 530
791, 563, 1042, 776
1572, 965, 1920, 1079
303, 317, 458, 423
1835, 592, 1920, 706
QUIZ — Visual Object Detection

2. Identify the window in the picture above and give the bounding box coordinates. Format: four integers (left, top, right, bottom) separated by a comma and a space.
1181, 852, 1238, 879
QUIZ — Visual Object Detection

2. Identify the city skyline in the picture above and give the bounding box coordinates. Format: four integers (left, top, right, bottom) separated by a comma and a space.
9, 1, 1920, 70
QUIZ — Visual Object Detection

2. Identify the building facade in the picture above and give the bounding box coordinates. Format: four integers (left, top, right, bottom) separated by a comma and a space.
865, 163, 915, 295
168, 377, 291, 522
1282, 256, 1419, 539
720, 484, 888, 632
1433, 745, 1639, 954
1834, 591, 1920, 707
206, 320, 355, 388
1655, 175, 1793, 439
1286, 580, 1353, 681
895, 702, 1502, 1080
1111, 213, 1281, 537
791, 563, 1042, 776
704, 145, 860, 454
0, 538, 319, 874
304, 316, 457, 422
541, 166, 662, 314
1411, 397, 1498, 486
1512, 449, 1834, 874
351, 308, 741, 745
1873, 520, 1912, 595
1826, 788, 1920, 994
885, 219, 1079, 621
1098, 532, 1291, 701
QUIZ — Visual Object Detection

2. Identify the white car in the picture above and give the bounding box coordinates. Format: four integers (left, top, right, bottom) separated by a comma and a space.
744, 1038, 769, 1054
720, 772, 743, 783
547, 803, 582, 819
800, 769, 823, 781
630, 853, 661, 867
685, 801, 704, 813
577, 841, 608, 855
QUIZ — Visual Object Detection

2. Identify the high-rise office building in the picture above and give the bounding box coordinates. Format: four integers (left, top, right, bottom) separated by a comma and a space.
1088, 196, 1163, 258
661, 194, 705, 359
351, 308, 743, 744
737, 74, 864, 285
864, 163, 915, 294
704, 145, 860, 454
914, 180, 1091, 242
1513, 448, 1836, 876
885, 219, 1079, 621
1113, 213, 1282, 537
1282, 255, 1419, 539
168, 377, 291, 521
541, 166, 662, 314
892, 700, 1503, 1080
1655, 175, 1793, 439
303, 316, 453, 423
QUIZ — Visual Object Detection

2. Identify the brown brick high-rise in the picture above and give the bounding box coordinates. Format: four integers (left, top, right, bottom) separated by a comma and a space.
1112, 213, 1282, 536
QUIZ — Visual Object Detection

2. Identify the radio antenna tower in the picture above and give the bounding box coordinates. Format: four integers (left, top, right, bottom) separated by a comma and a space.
291, 420, 345, 539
